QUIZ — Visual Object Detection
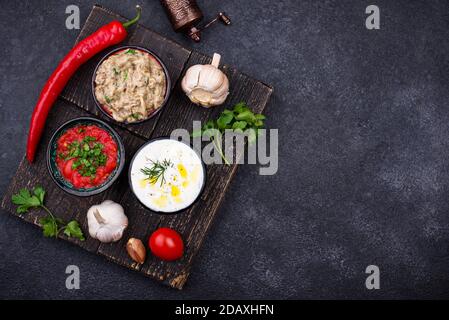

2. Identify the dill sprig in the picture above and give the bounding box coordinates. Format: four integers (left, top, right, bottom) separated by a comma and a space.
140, 159, 173, 186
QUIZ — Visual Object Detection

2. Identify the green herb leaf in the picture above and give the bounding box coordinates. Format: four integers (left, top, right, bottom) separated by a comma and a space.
104, 95, 112, 104
254, 120, 264, 127
113, 67, 121, 76
33, 186, 45, 204
204, 120, 216, 130
125, 49, 137, 55
40, 216, 59, 238
11, 188, 42, 214
232, 121, 247, 130
235, 110, 255, 123
217, 112, 234, 129
233, 102, 248, 113
64, 221, 85, 241
123, 70, 128, 81
84, 136, 96, 143
190, 102, 266, 164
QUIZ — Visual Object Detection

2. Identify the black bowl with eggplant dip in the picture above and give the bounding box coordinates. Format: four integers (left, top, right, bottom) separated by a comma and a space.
92, 46, 171, 124
47, 117, 125, 197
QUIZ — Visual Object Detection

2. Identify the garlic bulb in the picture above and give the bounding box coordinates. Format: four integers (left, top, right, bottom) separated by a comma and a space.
181, 53, 229, 107
87, 200, 128, 243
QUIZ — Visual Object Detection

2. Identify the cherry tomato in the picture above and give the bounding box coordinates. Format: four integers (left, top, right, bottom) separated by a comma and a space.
149, 228, 184, 261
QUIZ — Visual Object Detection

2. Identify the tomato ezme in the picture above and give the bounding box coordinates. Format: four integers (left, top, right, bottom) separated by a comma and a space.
56, 125, 118, 189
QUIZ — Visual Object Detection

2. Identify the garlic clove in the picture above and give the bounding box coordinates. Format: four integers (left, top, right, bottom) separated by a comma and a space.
93, 209, 106, 224
197, 66, 227, 92
208, 76, 229, 100
112, 226, 126, 242
181, 65, 202, 93
189, 89, 214, 104
126, 238, 146, 264
95, 225, 127, 243
95, 226, 116, 243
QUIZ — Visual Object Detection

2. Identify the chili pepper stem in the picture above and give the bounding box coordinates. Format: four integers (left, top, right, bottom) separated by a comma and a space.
123, 5, 142, 29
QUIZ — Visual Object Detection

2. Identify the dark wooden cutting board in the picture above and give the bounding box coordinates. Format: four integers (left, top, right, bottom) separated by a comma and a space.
0, 5, 272, 289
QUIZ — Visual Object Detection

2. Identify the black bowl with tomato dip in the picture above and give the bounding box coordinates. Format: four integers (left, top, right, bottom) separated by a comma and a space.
91, 45, 171, 125
47, 117, 125, 197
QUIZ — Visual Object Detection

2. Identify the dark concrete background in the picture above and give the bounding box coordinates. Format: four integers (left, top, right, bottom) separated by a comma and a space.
1, 0, 449, 299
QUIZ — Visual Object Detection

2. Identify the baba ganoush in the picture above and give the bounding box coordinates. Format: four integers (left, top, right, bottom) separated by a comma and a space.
130, 139, 205, 213
94, 48, 167, 123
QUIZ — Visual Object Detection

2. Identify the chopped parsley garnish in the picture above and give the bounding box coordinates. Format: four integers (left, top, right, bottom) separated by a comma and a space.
131, 113, 141, 120
104, 95, 112, 104
59, 136, 107, 178
125, 49, 137, 55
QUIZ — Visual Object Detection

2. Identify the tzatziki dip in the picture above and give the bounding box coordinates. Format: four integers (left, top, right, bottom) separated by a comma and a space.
130, 139, 205, 213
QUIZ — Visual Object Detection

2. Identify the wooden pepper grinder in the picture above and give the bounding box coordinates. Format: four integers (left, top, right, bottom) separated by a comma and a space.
160, 0, 231, 42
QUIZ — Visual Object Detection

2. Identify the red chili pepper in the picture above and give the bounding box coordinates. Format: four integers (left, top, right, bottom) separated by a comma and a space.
26, 6, 142, 163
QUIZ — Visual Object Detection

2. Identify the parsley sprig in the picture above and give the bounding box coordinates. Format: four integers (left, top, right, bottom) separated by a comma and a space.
141, 159, 173, 186
11, 186, 85, 240
192, 102, 266, 164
